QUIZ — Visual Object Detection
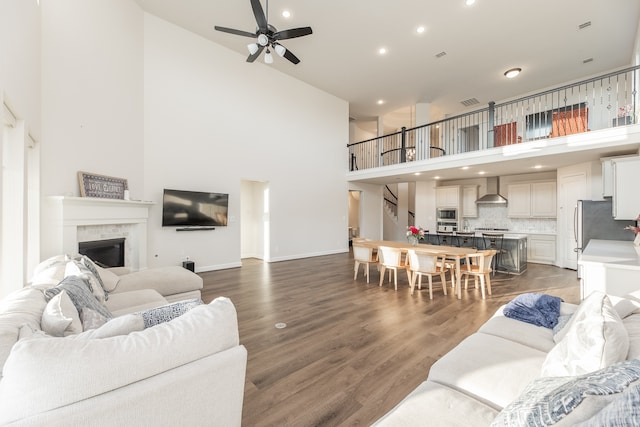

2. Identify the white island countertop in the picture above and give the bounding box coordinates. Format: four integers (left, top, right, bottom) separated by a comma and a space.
581, 239, 640, 269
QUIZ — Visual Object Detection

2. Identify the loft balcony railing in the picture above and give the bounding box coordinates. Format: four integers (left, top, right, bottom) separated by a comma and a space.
348, 66, 640, 172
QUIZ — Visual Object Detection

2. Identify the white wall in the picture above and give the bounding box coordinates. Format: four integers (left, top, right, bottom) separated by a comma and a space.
40, 0, 144, 201
348, 182, 383, 240
143, 14, 349, 270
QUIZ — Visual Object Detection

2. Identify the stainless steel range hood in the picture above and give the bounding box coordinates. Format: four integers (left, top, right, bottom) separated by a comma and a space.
476, 176, 508, 204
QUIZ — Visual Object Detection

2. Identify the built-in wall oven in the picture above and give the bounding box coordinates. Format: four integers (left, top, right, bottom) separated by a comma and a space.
436, 208, 458, 231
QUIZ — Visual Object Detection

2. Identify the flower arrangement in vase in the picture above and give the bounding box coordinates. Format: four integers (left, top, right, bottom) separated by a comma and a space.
624, 214, 640, 246
406, 226, 425, 246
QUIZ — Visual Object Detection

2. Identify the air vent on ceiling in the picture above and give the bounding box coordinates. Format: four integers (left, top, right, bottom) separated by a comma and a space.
578, 21, 591, 30
435, 51, 447, 58
460, 98, 480, 107
583, 58, 594, 64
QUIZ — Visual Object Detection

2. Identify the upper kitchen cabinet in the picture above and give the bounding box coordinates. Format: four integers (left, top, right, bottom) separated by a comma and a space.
602, 155, 637, 198
436, 186, 460, 208
612, 156, 640, 220
508, 182, 557, 218
462, 185, 478, 217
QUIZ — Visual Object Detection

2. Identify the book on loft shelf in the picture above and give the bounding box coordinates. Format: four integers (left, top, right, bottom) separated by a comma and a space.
78, 171, 128, 200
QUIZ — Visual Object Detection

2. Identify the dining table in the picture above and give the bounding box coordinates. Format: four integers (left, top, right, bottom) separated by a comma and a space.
358, 239, 478, 299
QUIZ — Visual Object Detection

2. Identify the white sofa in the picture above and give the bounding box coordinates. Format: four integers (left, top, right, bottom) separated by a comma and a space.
0, 255, 247, 426
374, 291, 640, 426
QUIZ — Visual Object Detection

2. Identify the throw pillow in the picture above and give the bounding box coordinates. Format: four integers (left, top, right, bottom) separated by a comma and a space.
574, 382, 640, 427
40, 290, 82, 337
94, 265, 121, 293
64, 260, 107, 303
81, 308, 110, 331
541, 291, 629, 377
491, 359, 640, 427
139, 298, 203, 328
74, 314, 145, 339
76, 255, 110, 301
553, 314, 573, 337
44, 276, 112, 322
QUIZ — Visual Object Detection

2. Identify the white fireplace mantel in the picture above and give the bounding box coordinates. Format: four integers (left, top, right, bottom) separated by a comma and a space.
43, 196, 155, 271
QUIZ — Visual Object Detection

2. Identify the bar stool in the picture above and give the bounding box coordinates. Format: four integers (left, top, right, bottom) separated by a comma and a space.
436, 231, 454, 246
454, 231, 477, 249
481, 233, 506, 275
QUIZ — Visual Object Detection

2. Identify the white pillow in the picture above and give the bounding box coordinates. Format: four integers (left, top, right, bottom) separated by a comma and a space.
95, 265, 121, 293
40, 291, 82, 337
541, 292, 629, 377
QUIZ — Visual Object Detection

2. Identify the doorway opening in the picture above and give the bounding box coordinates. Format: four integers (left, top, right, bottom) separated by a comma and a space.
240, 180, 270, 261
348, 190, 361, 245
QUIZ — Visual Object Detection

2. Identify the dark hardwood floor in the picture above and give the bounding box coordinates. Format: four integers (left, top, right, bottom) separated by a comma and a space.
199, 250, 580, 427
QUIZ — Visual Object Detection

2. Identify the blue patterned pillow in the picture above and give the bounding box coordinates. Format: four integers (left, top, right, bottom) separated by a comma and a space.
491, 359, 640, 426
44, 276, 112, 321
140, 299, 203, 328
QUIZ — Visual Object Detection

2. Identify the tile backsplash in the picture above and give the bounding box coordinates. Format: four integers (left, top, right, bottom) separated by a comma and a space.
464, 205, 556, 233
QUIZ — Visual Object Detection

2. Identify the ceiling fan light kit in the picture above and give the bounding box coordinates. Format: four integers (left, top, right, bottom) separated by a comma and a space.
214, 0, 312, 65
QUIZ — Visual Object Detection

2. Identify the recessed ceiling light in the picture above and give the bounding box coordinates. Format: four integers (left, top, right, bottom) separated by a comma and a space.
377, 99, 385, 105
465, 0, 476, 5
533, 165, 543, 169
504, 68, 522, 78
378, 47, 387, 55
478, 171, 486, 175
434, 176, 441, 180
281, 10, 291, 18
414, 172, 421, 176
416, 26, 426, 34
461, 166, 470, 170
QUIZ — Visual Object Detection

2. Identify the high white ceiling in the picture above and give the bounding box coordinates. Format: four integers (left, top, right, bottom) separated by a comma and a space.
135, 0, 640, 124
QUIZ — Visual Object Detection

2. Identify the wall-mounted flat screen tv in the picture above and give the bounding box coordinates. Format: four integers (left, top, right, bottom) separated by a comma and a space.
162, 189, 228, 227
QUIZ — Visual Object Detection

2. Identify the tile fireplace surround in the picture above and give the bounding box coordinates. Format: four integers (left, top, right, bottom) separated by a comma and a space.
43, 196, 154, 271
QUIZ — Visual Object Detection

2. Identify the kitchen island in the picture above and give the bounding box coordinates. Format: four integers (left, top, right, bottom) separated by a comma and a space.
432, 231, 528, 274
579, 239, 640, 299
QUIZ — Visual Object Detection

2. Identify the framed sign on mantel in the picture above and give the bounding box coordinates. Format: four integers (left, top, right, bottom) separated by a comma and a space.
78, 171, 128, 200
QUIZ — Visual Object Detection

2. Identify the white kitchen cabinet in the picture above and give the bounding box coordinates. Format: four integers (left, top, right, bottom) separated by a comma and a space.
579, 239, 640, 299
436, 186, 460, 208
507, 182, 556, 218
612, 157, 640, 220
602, 155, 637, 198
461, 185, 478, 217
507, 183, 532, 217
531, 182, 556, 217
528, 234, 556, 265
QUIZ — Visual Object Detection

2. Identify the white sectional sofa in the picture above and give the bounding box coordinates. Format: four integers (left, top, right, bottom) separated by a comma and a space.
0, 255, 247, 426
374, 291, 640, 426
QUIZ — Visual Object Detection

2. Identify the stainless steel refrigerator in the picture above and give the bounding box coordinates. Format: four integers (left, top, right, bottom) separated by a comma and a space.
575, 199, 635, 278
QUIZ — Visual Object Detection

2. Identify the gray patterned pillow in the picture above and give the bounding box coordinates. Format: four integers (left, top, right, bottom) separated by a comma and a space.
574, 381, 640, 427
75, 255, 109, 301
140, 299, 203, 328
491, 359, 640, 426
44, 276, 112, 321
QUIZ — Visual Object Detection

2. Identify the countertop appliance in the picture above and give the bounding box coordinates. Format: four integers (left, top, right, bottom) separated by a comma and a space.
575, 199, 634, 278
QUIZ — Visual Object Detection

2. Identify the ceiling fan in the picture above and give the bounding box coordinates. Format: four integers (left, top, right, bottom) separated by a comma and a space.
214, 0, 312, 65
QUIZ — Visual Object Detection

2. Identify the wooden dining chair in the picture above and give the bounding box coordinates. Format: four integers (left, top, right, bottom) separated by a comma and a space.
353, 242, 377, 283
461, 249, 497, 299
407, 249, 449, 299
378, 246, 410, 290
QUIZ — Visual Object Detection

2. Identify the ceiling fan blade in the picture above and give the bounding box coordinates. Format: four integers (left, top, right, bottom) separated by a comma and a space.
250, 0, 268, 32
273, 27, 313, 41
214, 26, 256, 38
246, 45, 265, 63
283, 48, 301, 65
